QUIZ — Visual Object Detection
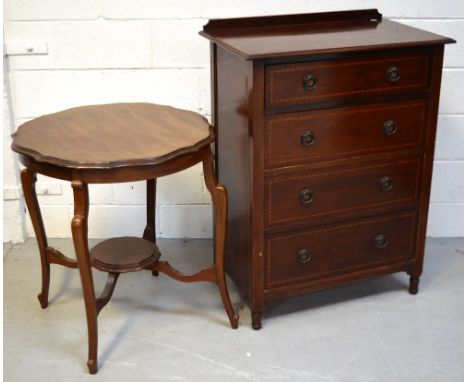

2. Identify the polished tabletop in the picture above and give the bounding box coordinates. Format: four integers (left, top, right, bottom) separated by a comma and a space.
12, 103, 213, 169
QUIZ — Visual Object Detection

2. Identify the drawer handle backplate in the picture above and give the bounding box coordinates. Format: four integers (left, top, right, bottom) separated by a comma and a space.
301, 130, 316, 146
386, 66, 400, 83
379, 176, 393, 192
373, 234, 389, 249
303, 74, 318, 90
297, 248, 312, 264
383, 120, 398, 136
299, 188, 314, 204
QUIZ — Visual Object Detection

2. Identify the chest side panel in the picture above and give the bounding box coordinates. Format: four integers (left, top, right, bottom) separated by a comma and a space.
215, 45, 254, 299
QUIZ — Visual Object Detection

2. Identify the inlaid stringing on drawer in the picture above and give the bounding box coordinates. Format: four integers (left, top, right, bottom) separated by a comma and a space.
266, 158, 421, 226
266, 100, 427, 168
266, 211, 417, 287
265, 53, 431, 108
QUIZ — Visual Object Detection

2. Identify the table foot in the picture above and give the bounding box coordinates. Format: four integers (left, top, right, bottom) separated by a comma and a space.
87, 359, 97, 375
37, 292, 48, 309
218, 280, 239, 329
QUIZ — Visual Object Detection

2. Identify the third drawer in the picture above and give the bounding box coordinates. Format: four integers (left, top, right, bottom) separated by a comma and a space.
266, 157, 421, 227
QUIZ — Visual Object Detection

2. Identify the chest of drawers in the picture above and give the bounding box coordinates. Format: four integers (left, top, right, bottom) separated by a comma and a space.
200, 9, 454, 329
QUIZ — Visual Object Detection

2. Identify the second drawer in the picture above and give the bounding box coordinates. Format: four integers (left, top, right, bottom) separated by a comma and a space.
266, 157, 421, 226
266, 100, 427, 168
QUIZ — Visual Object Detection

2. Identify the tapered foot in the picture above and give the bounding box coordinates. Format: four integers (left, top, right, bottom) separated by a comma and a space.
37, 293, 48, 309
230, 314, 240, 329
251, 313, 262, 330
152, 270, 159, 276
87, 359, 97, 374
409, 275, 419, 295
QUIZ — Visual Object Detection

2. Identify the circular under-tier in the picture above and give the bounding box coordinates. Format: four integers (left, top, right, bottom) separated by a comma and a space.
90, 237, 160, 273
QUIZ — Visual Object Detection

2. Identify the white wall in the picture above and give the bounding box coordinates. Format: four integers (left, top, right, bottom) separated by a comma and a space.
3, 0, 464, 242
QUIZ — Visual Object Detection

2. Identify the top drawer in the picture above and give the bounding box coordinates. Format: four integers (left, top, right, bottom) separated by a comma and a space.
265, 53, 431, 109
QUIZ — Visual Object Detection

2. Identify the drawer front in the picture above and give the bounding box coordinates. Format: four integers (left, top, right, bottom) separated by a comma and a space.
266, 53, 430, 108
266, 100, 426, 168
266, 158, 420, 226
266, 211, 417, 287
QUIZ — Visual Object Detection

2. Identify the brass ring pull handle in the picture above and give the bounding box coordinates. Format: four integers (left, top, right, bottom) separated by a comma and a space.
299, 188, 314, 204
301, 130, 316, 146
383, 120, 398, 136
373, 234, 389, 249
297, 249, 312, 264
379, 176, 393, 192
386, 66, 400, 82
303, 74, 318, 90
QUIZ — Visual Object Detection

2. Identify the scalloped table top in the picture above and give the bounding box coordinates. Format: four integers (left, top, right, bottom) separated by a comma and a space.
12, 103, 213, 169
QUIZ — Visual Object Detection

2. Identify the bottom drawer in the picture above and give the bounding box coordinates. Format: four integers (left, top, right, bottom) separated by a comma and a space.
266, 211, 417, 288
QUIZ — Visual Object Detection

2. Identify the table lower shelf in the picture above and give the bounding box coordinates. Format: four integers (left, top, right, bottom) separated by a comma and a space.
90, 237, 160, 273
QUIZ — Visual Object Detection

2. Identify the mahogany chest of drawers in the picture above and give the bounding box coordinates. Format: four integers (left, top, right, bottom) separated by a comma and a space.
200, 9, 454, 329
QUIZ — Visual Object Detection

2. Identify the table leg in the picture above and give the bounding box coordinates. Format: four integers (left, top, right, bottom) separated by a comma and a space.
20, 168, 50, 309
71, 180, 98, 374
143, 179, 158, 276
202, 149, 239, 329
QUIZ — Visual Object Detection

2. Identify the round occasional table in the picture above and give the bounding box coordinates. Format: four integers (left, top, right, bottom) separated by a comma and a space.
11, 103, 239, 374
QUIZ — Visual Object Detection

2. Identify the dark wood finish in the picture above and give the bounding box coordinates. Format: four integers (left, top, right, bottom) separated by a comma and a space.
46, 246, 78, 269
202, 149, 240, 329
202, 9, 382, 33
12, 103, 213, 169
20, 170, 78, 309
95, 273, 120, 315
145, 148, 239, 329
71, 180, 98, 374
143, 179, 157, 243
409, 44, 447, 296
202, 10, 454, 329
90, 237, 160, 273
143, 179, 159, 276
214, 47, 253, 305
265, 52, 430, 108
267, 157, 421, 227
266, 100, 427, 168
12, 104, 238, 373
200, 10, 454, 60
266, 211, 417, 287
20, 169, 51, 308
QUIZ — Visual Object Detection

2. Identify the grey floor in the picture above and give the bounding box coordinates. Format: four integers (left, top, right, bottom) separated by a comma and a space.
4, 238, 463, 382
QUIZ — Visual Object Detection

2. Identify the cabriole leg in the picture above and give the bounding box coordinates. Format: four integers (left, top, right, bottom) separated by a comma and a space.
71, 180, 98, 374
20, 168, 50, 308
202, 148, 239, 329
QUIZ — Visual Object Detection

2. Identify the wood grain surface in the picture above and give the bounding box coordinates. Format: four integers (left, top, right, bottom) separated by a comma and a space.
201, 11, 454, 59
12, 103, 213, 169
202, 9, 454, 329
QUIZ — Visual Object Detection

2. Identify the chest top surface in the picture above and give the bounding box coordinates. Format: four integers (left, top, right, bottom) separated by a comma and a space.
12, 103, 213, 169
200, 9, 454, 59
